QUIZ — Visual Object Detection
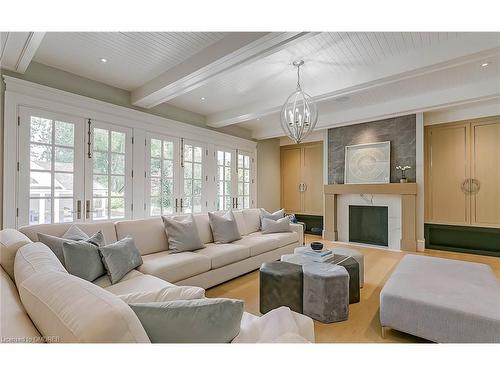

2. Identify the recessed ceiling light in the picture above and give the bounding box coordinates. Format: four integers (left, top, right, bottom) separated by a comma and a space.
481, 62, 489, 67
201, 97, 206, 101
257, 118, 260, 121
100, 58, 108, 63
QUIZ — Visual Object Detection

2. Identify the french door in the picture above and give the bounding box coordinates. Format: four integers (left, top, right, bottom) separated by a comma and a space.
85, 120, 133, 221
18, 107, 85, 226
145, 134, 208, 216
18, 107, 133, 226
215, 147, 255, 211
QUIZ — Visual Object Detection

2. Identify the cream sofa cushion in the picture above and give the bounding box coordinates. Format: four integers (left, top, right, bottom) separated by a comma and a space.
19, 222, 117, 245
0, 228, 32, 281
118, 286, 205, 304
242, 208, 261, 234
232, 210, 247, 235
14, 242, 67, 287
233, 235, 280, 257
139, 251, 211, 283
103, 274, 175, 296
18, 271, 150, 343
115, 218, 168, 255
249, 231, 298, 248
0, 267, 42, 343
195, 243, 250, 269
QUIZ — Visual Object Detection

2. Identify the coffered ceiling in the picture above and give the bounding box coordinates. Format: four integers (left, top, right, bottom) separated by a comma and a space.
2, 31, 499, 139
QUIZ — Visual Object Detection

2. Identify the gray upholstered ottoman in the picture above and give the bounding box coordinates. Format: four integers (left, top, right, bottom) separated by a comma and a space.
259, 261, 303, 314
380, 255, 500, 343
303, 263, 349, 323
295, 246, 365, 288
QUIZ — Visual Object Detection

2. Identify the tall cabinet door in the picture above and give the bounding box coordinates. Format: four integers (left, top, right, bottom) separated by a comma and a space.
302, 142, 323, 215
471, 119, 500, 227
281, 146, 302, 213
425, 123, 470, 225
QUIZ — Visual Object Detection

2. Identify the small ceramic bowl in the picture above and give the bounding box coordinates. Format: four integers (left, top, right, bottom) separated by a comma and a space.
310, 242, 323, 251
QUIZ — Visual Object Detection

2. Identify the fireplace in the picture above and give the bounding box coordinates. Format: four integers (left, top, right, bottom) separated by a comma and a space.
349, 205, 388, 246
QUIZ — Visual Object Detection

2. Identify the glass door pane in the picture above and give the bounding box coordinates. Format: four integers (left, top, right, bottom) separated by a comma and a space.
237, 151, 252, 209
181, 140, 206, 213
19, 107, 85, 226
216, 148, 235, 210
146, 135, 179, 216
87, 121, 132, 221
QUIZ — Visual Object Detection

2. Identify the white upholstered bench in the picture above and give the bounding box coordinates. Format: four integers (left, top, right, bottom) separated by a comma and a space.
380, 254, 500, 343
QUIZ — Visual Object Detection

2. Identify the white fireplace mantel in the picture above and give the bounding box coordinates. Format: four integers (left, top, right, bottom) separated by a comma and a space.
323, 183, 418, 251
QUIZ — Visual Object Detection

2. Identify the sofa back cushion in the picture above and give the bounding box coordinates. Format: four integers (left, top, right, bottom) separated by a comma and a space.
20, 222, 117, 245
18, 271, 150, 343
0, 229, 32, 281
115, 218, 168, 256
242, 208, 261, 234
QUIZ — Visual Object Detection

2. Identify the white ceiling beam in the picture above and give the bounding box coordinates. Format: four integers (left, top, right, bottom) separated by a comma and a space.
252, 75, 500, 140
131, 32, 315, 108
207, 33, 500, 128
0, 32, 45, 73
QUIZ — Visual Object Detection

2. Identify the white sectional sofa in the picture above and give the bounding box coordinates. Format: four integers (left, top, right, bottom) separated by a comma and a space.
18, 209, 303, 289
1, 209, 312, 343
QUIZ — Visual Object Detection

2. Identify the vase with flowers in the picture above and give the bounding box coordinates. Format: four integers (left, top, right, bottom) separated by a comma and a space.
396, 165, 411, 183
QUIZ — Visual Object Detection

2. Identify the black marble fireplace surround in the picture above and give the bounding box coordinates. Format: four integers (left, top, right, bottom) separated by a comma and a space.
349, 205, 389, 246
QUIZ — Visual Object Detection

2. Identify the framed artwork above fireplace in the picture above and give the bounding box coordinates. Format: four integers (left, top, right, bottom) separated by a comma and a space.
344, 141, 390, 184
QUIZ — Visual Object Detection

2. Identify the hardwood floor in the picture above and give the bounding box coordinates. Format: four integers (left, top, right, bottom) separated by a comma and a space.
206, 235, 500, 343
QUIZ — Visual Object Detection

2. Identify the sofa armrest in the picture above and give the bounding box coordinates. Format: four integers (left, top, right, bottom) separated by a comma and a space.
290, 223, 304, 245
0, 229, 33, 281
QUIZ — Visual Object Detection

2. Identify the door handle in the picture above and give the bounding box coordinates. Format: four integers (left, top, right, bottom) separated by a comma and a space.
471, 179, 480, 194
302, 183, 307, 192
85, 200, 93, 219
298, 183, 302, 192
180, 198, 184, 212
76, 200, 82, 219
235, 197, 239, 209
175, 198, 178, 213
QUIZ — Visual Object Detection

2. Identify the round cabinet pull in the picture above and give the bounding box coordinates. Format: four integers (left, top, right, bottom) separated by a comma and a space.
471, 179, 481, 193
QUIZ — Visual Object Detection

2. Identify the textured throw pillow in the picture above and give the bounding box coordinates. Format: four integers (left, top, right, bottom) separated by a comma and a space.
162, 214, 205, 253
260, 208, 285, 228
99, 237, 143, 284
38, 228, 104, 267
62, 239, 106, 282
261, 217, 292, 234
208, 211, 242, 244
129, 298, 244, 343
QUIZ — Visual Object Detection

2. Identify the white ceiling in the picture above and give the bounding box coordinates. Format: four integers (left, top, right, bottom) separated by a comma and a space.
33, 32, 227, 90
2, 31, 499, 139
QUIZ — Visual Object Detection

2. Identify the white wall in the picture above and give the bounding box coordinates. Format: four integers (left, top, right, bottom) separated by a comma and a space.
416, 113, 425, 250
256, 138, 281, 212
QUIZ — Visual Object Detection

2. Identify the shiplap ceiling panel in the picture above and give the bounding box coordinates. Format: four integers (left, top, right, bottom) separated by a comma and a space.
239, 53, 500, 137
33, 32, 227, 90
168, 32, 472, 115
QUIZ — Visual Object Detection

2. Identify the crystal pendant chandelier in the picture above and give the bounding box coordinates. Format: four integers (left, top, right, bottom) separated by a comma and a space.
280, 60, 318, 143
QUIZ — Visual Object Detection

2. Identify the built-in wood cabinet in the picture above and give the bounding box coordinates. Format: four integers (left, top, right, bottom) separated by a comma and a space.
281, 141, 323, 215
425, 116, 500, 228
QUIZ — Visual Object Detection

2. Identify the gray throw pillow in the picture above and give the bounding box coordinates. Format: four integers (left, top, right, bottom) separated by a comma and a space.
208, 211, 242, 244
99, 237, 143, 284
261, 217, 292, 234
129, 298, 244, 343
62, 239, 106, 282
162, 214, 205, 253
38, 228, 104, 267
260, 208, 285, 228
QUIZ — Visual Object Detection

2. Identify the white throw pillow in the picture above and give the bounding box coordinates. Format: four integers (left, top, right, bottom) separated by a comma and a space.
260, 208, 285, 228
208, 211, 242, 244
261, 217, 291, 234
162, 214, 205, 253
